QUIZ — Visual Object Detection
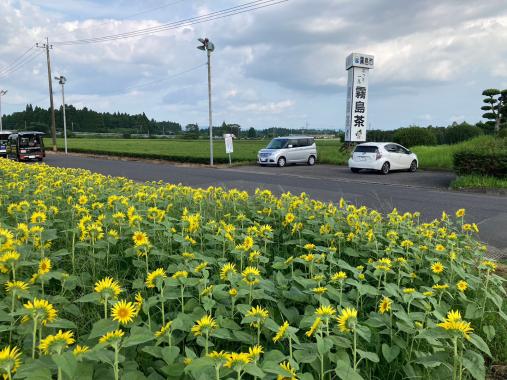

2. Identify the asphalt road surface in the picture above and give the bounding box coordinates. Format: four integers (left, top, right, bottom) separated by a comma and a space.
44, 153, 507, 257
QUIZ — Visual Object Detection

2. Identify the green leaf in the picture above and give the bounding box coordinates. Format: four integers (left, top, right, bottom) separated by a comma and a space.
294, 349, 317, 363
465, 303, 482, 320
88, 319, 118, 340
75, 293, 101, 304
482, 325, 495, 341
52, 351, 77, 379
469, 334, 491, 357
381, 344, 400, 363
162, 346, 180, 365
316, 336, 333, 356
243, 363, 265, 378
335, 360, 364, 380
462, 350, 485, 380
356, 350, 379, 363
122, 326, 154, 347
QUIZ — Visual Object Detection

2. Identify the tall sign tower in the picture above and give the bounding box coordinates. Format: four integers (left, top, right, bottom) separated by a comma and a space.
345, 53, 374, 142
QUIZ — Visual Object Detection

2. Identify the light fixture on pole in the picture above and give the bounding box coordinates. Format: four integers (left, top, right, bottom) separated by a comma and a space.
0, 90, 7, 132
197, 37, 215, 166
54, 75, 68, 154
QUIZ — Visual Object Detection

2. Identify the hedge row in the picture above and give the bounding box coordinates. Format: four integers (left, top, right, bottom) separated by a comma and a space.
56, 148, 254, 165
453, 151, 507, 177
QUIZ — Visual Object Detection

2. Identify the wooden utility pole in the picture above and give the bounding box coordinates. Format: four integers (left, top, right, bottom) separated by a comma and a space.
36, 38, 57, 151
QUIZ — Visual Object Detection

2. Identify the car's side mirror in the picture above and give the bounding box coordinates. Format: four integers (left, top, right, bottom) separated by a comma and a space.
407, 150, 412, 154
288, 144, 293, 148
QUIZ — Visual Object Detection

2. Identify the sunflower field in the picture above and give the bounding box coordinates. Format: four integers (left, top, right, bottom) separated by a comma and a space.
0, 158, 504, 380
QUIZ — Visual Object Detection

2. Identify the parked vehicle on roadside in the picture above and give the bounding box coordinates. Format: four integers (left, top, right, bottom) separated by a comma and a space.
0, 131, 15, 158
7, 132, 46, 162
348, 142, 418, 174
257, 136, 317, 167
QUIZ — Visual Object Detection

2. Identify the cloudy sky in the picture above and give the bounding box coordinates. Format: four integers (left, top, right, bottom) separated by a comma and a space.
1, 0, 506, 130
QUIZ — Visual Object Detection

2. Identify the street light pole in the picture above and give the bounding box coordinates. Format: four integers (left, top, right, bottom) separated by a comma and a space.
55, 76, 67, 154
0, 90, 7, 132
197, 38, 215, 166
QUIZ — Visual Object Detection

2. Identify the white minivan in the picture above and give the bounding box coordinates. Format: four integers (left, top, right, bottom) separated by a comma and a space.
257, 136, 317, 167
348, 142, 418, 174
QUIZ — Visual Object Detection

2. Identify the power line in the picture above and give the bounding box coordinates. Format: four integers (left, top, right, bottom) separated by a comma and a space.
53, 0, 288, 46
0, 50, 43, 80
71, 0, 189, 32
0, 46, 34, 74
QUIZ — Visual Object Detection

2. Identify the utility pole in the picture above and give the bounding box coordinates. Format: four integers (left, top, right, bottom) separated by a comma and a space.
71, 121, 74, 132
55, 75, 67, 154
0, 90, 6, 131
197, 38, 215, 166
36, 38, 57, 151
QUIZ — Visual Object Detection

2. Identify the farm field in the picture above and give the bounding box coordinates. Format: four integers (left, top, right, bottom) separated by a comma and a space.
54, 138, 349, 165
54, 136, 501, 171
0, 158, 505, 380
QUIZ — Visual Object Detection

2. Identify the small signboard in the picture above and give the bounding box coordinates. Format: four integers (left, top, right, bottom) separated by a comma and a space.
224, 134, 234, 154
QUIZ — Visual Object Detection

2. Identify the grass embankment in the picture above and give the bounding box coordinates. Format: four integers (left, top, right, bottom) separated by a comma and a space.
411, 136, 501, 170
451, 175, 507, 191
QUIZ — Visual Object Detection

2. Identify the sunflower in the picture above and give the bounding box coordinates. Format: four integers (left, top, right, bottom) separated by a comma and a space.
378, 297, 392, 314
111, 300, 136, 325
435, 244, 445, 252
191, 315, 218, 337
456, 280, 468, 292
155, 321, 173, 338
0, 346, 22, 379
0, 228, 14, 250
331, 271, 347, 282
72, 345, 90, 358
403, 288, 415, 294
305, 317, 322, 337
455, 208, 465, 218
432, 283, 449, 291
172, 271, 188, 280
132, 231, 149, 247
277, 361, 298, 380
315, 305, 336, 318
248, 344, 263, 361
438, 310, 473, 340
273, 321, 289, 343
5, 280, 29, 293
39, 330, 75, 355
242, 266, 261, 286
94, 277, 122, 300
194, 262, 208, 273
337, 307, 358, 333
30, 211, 47, 224
0, 251, 20, 266
224, 352, 251, 369
99, 329, 125, 345
431, 262, 445, 274
229, 288, 238, 297
220, 262, 237, 280
38, 257, 51, 275
145, 268, 167, 288
23, 298, 57, 325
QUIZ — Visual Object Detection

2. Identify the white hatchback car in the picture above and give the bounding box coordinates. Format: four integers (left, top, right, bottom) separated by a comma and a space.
348, 142, 418, 174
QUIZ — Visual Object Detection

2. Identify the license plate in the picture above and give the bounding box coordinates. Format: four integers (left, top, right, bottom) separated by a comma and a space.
260, 158, 267, 162
357, 157, 366, 161
29, 155, 35, 159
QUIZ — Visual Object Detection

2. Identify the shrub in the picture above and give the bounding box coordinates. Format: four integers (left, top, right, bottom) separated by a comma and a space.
393, 126, 437, 147
444, 123, 483, 144
453, 137, 507, 177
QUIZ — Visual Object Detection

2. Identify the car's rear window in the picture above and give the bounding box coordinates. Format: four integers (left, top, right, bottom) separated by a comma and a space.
354, 146, 378, 153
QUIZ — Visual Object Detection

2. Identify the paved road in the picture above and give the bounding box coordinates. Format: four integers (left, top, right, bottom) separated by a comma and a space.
44, 153, 507, 257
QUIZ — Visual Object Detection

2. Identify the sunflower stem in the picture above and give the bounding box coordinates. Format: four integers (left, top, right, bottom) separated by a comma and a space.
114, 343, 120, 380
31, 317, 38, 359
160, 286, 165, 325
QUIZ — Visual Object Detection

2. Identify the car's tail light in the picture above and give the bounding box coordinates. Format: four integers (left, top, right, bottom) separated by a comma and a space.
376, 151, 382, 160
20, 149, 26, 153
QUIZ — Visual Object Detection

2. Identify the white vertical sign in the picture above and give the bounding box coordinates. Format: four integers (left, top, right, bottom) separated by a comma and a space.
345, 53, 374, 142
224, 134, 233, 154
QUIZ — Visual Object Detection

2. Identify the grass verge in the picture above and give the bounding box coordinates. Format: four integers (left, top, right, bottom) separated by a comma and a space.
451, 175, 507, 190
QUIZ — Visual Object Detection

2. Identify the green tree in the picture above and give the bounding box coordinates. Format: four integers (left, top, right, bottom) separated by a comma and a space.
393, 126, 437, 147
481, 88, 507, 133
247, 127, 257, 138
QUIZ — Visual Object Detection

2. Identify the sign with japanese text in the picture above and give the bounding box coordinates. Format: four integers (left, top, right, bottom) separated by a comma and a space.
345, 53, 374, 142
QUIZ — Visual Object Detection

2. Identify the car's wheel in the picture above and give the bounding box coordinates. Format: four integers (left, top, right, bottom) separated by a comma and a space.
277, 157, 286, 167
350, 168, 360, 173
380, 161, 390, 175
409, 160, 417, 172
307, 155, 316, 166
